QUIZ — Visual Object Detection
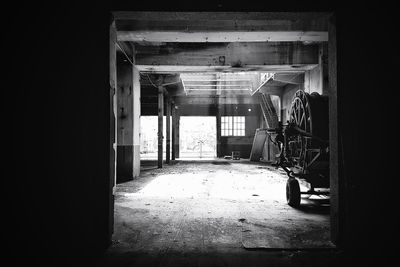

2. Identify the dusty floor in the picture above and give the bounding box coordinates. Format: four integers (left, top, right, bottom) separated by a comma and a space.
100, 159, 335, 266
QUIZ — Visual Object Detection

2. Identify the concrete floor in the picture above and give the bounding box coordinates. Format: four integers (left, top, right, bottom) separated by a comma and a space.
100, 160, 336, 266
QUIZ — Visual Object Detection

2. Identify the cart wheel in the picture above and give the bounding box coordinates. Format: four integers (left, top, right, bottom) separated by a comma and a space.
286, 178, 301, 207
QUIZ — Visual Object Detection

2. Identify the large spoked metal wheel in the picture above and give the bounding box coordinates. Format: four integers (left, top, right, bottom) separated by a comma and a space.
288, 90, 329, 171
286, 178, 301, 208
289, 90, 312, 134
289, 90, 329, 141
289, 91, 312, 170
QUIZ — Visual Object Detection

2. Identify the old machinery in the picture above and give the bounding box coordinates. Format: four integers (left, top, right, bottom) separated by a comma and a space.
269, 90, 329, 207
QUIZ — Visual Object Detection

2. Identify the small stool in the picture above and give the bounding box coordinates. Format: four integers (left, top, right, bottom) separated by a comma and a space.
232, 151, 240, 160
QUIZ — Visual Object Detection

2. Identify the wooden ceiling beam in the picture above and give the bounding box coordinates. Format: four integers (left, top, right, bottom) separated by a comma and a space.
113, 11, 329, 22
136, 65, 316, 73
113, 12, 329, 34
135, 42, 318, 66
118, 31, 328, 43
133, 42, 318, 72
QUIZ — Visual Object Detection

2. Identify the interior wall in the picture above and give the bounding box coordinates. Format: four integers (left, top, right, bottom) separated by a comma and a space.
178, 104, 218, 116
219, 115, 259, 158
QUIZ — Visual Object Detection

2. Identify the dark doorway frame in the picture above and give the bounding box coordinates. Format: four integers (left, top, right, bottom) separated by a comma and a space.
109, 12, 339, 247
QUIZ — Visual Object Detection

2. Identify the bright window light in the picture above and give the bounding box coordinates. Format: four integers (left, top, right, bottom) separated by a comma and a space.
221, 116, 245, 136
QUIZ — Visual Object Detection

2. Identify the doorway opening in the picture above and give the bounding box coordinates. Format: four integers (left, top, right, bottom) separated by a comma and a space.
140, 116, 170, 160
179, 116, 216, 159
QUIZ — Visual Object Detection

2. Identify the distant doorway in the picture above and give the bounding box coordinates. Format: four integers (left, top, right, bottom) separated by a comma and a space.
180, 116, 216, 159
140, 116, 170, 160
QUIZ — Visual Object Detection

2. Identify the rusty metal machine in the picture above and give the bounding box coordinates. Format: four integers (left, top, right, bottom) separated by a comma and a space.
268, 90, 330, 207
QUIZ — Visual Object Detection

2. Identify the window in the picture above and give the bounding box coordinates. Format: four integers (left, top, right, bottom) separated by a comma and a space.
221, 116, 245, 136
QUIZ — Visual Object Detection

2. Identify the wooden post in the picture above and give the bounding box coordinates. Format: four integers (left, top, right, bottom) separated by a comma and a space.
216, 107, 221, 158
176, 112, 180, 159
166, 96, 171, 164
172, 101, 176, 160
108, 18, 117, 245
158, 86, 164, 168
328, 14, 339, 246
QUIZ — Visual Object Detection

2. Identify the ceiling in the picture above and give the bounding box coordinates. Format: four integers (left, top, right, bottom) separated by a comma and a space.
114, 12, 328, 98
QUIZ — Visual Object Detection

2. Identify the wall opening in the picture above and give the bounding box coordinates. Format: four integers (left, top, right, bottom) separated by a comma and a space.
179, 116, 216, 159
140, 116, 170, 160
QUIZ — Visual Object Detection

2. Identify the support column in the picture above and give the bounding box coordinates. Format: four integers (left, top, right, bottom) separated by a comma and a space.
132, 66, 140, 178
116, 55, 140, 180
158, 86, 164, 168
108, 18, 117, 243
116, 57, 133, 182
328, 14, 340, 246
216, 107, 221, 158
172, 101, 176, 160
175, 112, 180, 159
166, 97, 171, 164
